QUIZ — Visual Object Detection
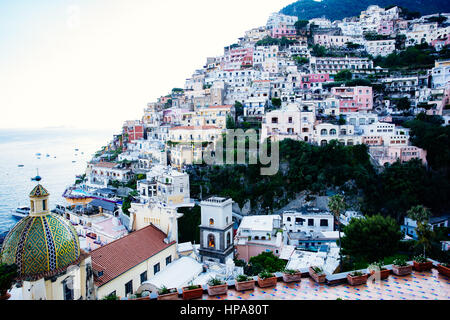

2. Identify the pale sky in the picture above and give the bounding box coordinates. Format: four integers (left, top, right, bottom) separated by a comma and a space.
0, 0, 294, 130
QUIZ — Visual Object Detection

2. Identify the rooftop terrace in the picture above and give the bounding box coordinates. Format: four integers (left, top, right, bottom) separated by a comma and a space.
205, 269, 449, 300
135, 262, 449, 301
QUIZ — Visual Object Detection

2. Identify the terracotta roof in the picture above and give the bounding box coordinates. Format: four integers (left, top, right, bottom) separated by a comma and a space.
90, 225, 175, 287
90, 162, 117, 168
169, 125, 221, 131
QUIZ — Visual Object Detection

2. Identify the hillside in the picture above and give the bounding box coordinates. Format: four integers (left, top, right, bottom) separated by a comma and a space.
280, 0, 449, 21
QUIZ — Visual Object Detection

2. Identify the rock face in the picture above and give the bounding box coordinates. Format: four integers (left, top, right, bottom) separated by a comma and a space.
280, 0, 448, 21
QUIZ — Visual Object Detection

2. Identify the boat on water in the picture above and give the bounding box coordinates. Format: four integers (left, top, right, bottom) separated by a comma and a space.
36, 153, 41, 156
11, 206, 30, 219
46, 154, 50, 157
18, 164, 24, 167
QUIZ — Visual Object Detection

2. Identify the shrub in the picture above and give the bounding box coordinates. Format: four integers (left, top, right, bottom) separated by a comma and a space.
236, 275, 252, 282
393, 258, 408, 267
258, 271, 275, 279
413, 254, 428, 263
207, 277, 225, 286
283, 269, 299, 275
311, 266, 324, 275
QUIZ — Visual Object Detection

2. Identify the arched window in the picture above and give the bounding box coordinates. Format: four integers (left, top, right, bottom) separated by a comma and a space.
208, 234, 215, 248
330, 129, 337, 135
321, 140, 328, 146
226, 217, 229, 225
209, 218, 214, 226
321, 129, 327, 135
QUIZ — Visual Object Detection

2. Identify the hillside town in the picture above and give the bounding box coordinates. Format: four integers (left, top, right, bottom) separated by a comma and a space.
1, 4, 449, 301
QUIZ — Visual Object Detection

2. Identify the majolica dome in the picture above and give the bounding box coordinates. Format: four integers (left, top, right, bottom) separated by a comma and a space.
0, 183, 81, 280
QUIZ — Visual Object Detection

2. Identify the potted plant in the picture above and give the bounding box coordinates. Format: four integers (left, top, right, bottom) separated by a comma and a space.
282, 269, 302, 283
207, 277, 228, 296
367, 261, 390, 280
157, 286, 179, 300
181, 282, 203, 300
309, 266, 326, 283
0, 262, 17, 301
234, 274, 255, 291
392, 258, 412, 276
436, 262, 450, 277
257, 270, 277, 288
412, 255, 433, 272
347, 270, 369, 286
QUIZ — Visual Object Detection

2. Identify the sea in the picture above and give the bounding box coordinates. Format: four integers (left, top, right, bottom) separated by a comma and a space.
0, 128, 113, 234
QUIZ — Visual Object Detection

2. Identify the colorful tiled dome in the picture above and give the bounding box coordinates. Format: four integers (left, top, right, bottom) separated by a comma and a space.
29, 184, 49, 197
0, 213, 80, 279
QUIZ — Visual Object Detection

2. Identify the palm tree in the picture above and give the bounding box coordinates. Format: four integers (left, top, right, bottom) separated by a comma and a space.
328, 194, 347, 270
407, 205, 433, 257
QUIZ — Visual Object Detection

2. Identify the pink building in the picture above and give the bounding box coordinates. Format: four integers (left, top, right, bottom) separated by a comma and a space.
235, 215, 283, 262
331, 86, 373, 112
271, 23, 296, 39
300, 73, 332, 89
369, 145, 427, 166
378, 20, 394, 36
223, 47, 254, 71
123, 120, 144, 143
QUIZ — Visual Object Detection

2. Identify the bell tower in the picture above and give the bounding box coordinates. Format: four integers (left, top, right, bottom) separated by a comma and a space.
29, 174, 50, 216
198, 197, 234, 263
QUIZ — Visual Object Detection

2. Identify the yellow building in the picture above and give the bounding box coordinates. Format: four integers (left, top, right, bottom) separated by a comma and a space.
0, 177, 94, 300
90, 224, 177, 299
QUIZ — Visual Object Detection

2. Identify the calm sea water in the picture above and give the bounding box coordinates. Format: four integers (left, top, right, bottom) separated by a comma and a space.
0, 128, 113, 233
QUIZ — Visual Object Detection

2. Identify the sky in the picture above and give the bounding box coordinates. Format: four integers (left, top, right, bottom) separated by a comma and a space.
0, 0, 294, 131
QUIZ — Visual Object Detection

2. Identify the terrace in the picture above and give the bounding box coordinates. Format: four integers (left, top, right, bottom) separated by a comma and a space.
127, 260, 449, 301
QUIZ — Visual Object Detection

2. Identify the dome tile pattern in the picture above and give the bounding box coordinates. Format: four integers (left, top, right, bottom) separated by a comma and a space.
29, 184, 49, 197
0, 213, 80, 279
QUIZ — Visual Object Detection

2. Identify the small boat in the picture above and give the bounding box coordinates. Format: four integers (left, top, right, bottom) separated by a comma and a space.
72, 160, 76, 163
36, 153, 41, 156
11, 207, 30, 219
18, 164, 24, 167
75, 148, 79, 151
46, 154, 50, 157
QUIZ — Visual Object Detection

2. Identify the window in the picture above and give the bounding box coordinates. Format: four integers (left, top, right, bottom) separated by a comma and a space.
320, 219, 329, 227
308, 219, 314, 226
209, 218, 214, 226
227, 232, 231, 246
125, 280, 133, 296
63, 278, 74, 300
208, 234, 216, 248
140, 271, 147, 284
43, 200, 46, 211
153, 263, 160, 275
166, 255, 172, 265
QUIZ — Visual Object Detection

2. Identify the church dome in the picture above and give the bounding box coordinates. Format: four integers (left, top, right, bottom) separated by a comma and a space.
0, 214, 81, 279
1, 181, 81, 280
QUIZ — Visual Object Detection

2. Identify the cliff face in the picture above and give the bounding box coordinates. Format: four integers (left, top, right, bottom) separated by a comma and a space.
280, 0, 448, 21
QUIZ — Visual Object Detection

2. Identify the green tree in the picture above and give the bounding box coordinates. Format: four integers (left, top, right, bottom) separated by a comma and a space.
328, 194, 347, 269
0, 258, 17, 298
396, 97, 411, 111
341, 214, 403, 262
407, 205, 433, 257
271, 98, 282, 107
178, 205, 201, 244
294, 20, 309, 30
248, 251, 287, 275
234, 101, 244, 118
226, 115, 236, 129
334, 70, 353, 82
